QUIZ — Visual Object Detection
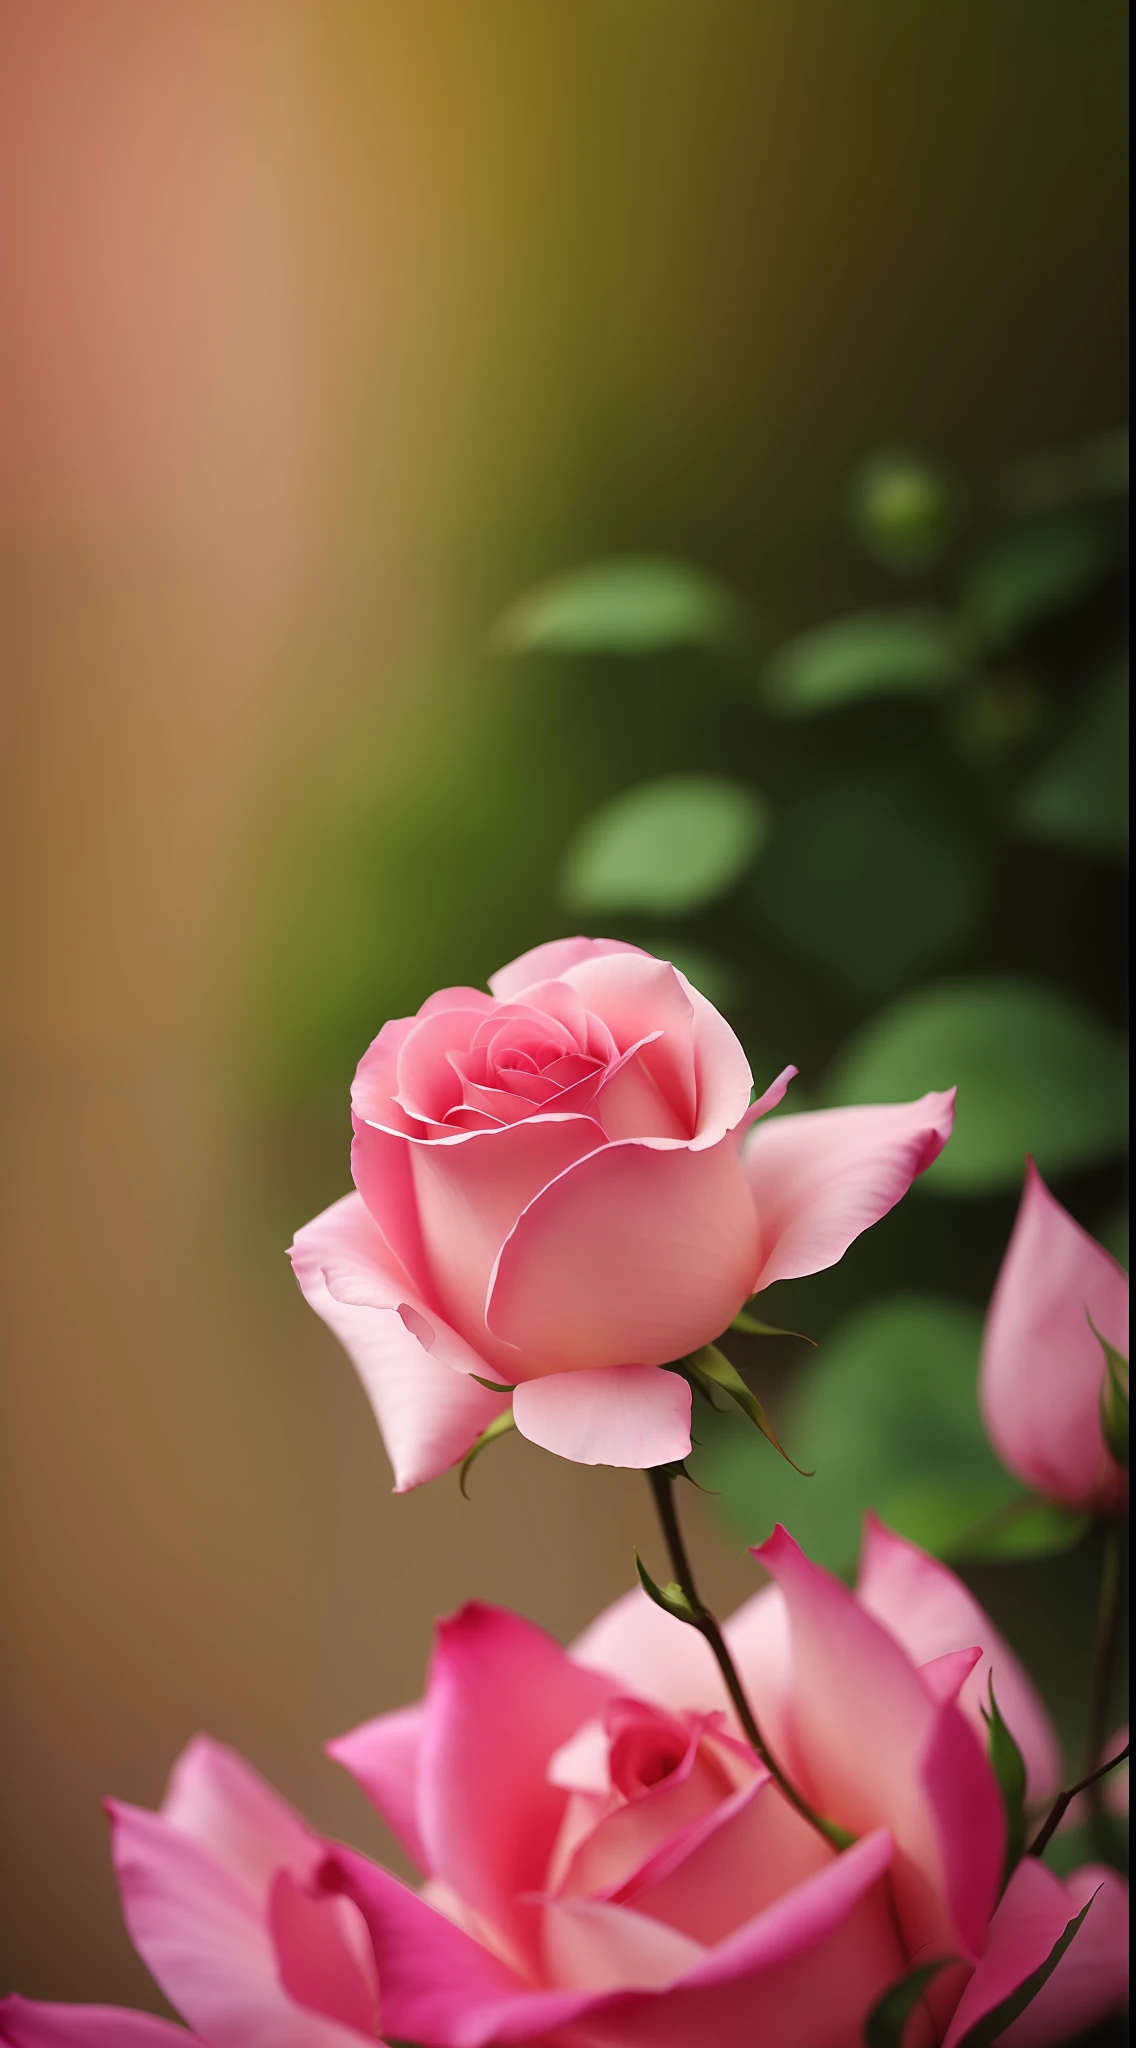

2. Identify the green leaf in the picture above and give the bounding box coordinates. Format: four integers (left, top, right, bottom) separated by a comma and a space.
469, 1374, 517, 1393
848, 447, 962, 575
491, 556, 745, 655
936, 1493, 1089, 1564
633, 1549, 702, 1625
760, 608, 967, 716
824, 977, 1128, 1194
863, 1959, 957, 2048
1090, 1314, 1129, 1472
699, 1296, 1019, 1572
686, 1345, 813, 1475
458, 1410, 516, 1498
750, 775, 990, 996
1012, 655, 1128, 858
961, 512, 1116, 648
560, 776, 770, 916
952, 1893, 1099, 2048
994, 430, 1128, 517
981, 1675, 1028, 1892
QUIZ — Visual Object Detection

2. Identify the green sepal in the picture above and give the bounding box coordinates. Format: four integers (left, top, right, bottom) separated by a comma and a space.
863, 1959, 957, 2048
458, 1411, 516, 1498
633, 1549, 703, 1626
731, 1308, 816, 1345
979, 1675, 1028, 1892
469, 1374, 517, 1393
1089, 1312, 1129, 1471
952, 1892, 1099, 2048
687, 1344, 814, 1475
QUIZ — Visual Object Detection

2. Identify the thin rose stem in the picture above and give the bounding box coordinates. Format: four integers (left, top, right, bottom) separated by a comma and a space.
1028, 1741, 1130, 1862
646, 1468, 852, 1853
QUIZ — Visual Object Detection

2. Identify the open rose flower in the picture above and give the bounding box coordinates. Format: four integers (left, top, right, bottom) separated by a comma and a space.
980, 1160, 1129, 1517
0, 1739, 383, 2047
317, 1516, 1126, 2048
290, 937, 954, 1483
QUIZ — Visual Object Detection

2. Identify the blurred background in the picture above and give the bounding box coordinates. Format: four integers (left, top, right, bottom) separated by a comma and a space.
0, 0, 1127, 2012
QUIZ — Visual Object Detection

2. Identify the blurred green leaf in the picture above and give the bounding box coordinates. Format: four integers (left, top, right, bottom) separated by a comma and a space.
945, 671, 1049, 768
560, 775, 770, 915
761, 608, 967, 715
864, 1961, 957, 2048
824, 977, 1128, 1193
848, 447, 961, 574
961, 512, 1116, 648
1012, 656, 1128, 857
750, 775, 989, 995
699, 1296, 1020, 1572
491, 556, 745, 655
1099, 1205, 1128, 1270
932, 1493, 1089, 1563
995, 429, 1129, 517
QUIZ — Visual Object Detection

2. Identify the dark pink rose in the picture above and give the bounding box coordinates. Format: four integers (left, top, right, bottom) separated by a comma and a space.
291, 937, 954, 1482
316, 1517, 1126, 2048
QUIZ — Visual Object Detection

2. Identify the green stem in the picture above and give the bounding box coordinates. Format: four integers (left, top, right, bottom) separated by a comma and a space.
646, 1468, 853, 1854
1028, 1740, 1130, 1862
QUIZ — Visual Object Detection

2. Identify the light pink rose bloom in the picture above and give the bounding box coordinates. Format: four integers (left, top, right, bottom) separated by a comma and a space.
980, 1160, 1129, 1517
0, 1738, 383, 2047
290, 936, 955, 1483
319, 1518, 1127, 2048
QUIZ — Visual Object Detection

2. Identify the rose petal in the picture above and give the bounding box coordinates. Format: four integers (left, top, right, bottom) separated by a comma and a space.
0, 2004, 192, 2047
408, 1116, 605, 1368
487, 1139, 758, 1375
417, 1604, 617, 1973
744, 1090, 956, 1291
572, 1586, 726, 1716
754, 1524, 1003, 1960
562, 953, 698, 1136
289, 1194, 509, 1492
672, 966, 755, 1145
540, 1896, 707, 1992
488, 938, 646, 1000
857, 1516, 1062, 1807
943, 1858, 1129, 2048
268, 1870, 381, 2038
326, 1703, 428, 1872
980, 1160, 1129, 1514
512, 1365, 692, 1469
624, 1773, 833, 1946
108, 1797, 364, 2048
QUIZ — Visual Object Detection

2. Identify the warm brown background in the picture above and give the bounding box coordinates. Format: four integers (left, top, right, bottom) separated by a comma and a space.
1, 0, 1127, 2006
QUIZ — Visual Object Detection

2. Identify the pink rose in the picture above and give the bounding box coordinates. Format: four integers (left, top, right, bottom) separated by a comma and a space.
290, 936, 955, 1482
0, 1738, 383, 2047
980, 1160, 1129, 1517
320, 1517, 1127, 2048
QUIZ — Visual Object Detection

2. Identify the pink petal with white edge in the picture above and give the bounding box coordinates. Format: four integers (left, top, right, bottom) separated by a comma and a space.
489, 936, 646, 1000
326, 1827, 902, 2048
108, 1799, 371, 2048
160, 1735, 320, 1893
513, 1365, 692, 1468
289, 1194, 509, 1492
857, 1515, 1063, 1808
487, 1138, 758, 1375
327, 1703, 429, 1872
754, 1525, 1003, 1960
417, 1605, 617, 1974
0, 2005, 193, 2047
744, 1090, 956, 1291
980, 1160, 1129, 1515
943, 1858, 1129, 2048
